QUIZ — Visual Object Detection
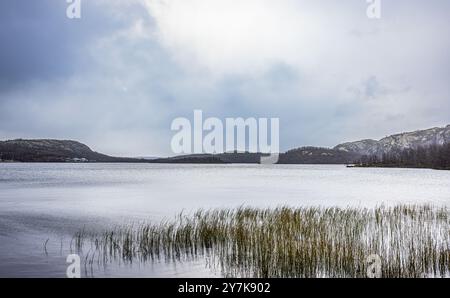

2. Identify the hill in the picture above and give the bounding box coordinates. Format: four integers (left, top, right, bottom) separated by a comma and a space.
0, 139, 144, 163
335, 125, 450, 157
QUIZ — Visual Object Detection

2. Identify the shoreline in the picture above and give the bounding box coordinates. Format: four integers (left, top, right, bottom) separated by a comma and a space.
349, 164, 450, 171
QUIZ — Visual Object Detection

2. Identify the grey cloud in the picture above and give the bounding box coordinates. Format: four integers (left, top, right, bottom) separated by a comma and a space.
0, 0, 449, 156
0, 0, 146, 90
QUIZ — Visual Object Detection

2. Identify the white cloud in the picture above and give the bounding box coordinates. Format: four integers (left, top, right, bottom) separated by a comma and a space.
143, 0, 450, 140
144, 0, 341, 76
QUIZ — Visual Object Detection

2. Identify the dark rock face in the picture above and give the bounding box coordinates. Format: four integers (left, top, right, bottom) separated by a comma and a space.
334, 125, 450, 157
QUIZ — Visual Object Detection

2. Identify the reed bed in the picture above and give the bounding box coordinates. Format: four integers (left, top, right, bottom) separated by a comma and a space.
73, 205, 450, 278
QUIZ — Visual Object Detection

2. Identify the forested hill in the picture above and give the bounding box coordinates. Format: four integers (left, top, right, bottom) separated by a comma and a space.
154, 147, 361, 164
0, 139, 145, 163
2, 124, 449, 166
0, 139, 359, 164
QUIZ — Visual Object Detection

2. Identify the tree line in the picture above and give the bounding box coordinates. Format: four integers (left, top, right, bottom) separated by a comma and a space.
355, 143, 450, 170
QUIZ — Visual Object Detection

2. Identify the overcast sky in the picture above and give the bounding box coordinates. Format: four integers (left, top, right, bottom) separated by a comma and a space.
0, 0, 449, 156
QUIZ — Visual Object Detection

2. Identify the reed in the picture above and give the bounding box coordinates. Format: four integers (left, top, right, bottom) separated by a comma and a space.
72, 205, 450, 278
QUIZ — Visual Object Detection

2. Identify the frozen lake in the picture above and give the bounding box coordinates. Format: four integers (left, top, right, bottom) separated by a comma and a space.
0, 163, 449, 277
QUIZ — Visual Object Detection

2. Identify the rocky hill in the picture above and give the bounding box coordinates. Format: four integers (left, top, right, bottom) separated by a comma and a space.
334, 125, 450, 157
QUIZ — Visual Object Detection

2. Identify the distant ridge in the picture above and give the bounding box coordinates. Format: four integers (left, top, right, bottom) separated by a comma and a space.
153, 147, 361, 164
334, 125, 450, 157
2, 124, 448, 164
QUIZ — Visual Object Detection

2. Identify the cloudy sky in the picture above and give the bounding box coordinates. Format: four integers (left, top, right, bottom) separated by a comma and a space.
0, 0, 449, 156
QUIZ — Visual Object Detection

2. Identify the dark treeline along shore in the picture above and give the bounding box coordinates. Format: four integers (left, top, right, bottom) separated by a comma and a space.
72, 205, 450, 278
355, 143, 450, 170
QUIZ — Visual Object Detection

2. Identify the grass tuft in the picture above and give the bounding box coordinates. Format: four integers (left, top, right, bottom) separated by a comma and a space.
72, 205, 450, 278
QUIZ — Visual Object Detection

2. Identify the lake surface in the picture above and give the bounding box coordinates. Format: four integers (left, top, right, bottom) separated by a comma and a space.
0, 163, 449, 277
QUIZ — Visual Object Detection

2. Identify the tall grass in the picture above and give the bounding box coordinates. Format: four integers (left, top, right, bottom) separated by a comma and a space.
73, 205, 450, 278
